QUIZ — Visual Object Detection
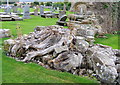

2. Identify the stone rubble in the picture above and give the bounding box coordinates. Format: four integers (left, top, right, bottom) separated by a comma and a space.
0, 29, 11, 38
4, 25, 120, 84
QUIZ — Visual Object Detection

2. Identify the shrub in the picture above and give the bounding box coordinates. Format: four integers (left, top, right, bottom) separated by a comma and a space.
45, 2, 52, 6
40, 2, 44, 5
33, 1, 39, 5
53, 2, 71, 11
14, 3, 17, 6
0, 1, 1, 5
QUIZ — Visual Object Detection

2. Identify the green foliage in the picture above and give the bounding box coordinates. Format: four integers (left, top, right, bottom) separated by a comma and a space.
2, 2, 15, 4
14, 3, 17, 6
65, 2, 71, 11
103, 4, 108, 9
33, 1, 39, 5
30, 2, 33, 5
53, 2, 64, 10
40, 2, 44, 5
53, 2, 71, 11
0, 1, 1, 5
45, 2, 52, 6
67, 2, 71, 7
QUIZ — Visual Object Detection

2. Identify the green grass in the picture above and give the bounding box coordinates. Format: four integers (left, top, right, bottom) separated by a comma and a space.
0, 38, 2, 84
2, 53, 98, 83
0, 9, 3, 12
1, 15, 99, 83
95, 34, 119, 49
2, 15, 58, 37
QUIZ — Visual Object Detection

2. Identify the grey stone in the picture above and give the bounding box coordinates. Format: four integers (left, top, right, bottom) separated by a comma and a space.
86, 30, 95, 36
86, 36, 95, 45
115, 64, 120, 72
53, 52, 83, 71
56, 15, 67, 26
10, 14, 23, 21
0, 29, 10, 38
4, 39, 16, 53
116, 73, 120, 85
59, 11, 66, 18
116, 57, 120, 64
76, 24, 98, 38
4, 39, 15, 46
92, 52, 115, 66
57, 7, 59, 11
50, 6, 53, 12
76, 40, 89, 53
76, 36, 85, 41
34, 26, 46, 32
79, 69, 86, 75
86, 11, 93, 15
13, 6, 18, 13
5, 6, 11, 14
0, 15, 12, 21
88, 45, 118, 83
40, 5, 44, 15
23, 4, 30, 19
76, 28, 86, 37
63, 4, 66, 11
96, 65, 118, 83
77, 4, 87, 15
54, 45, 69, 54
34, 5, 39, 16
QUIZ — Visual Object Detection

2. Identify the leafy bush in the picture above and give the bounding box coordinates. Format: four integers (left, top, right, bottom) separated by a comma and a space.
33, 1, 39, 5
65, 2, 71, 11
103, 3, 108, 9
45, 2, 52, 6
0, 1, 1, 5
14, 3, 17, 6
53, 2, 71, 11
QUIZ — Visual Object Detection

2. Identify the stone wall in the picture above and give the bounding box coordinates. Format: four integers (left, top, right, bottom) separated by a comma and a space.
70, 2, 119, 33
92, 2, 119, 33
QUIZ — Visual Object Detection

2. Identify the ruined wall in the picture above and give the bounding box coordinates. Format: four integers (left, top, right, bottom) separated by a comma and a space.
70, 2, 87, 12
70, 2, 119, 33
92, 2, 119, 33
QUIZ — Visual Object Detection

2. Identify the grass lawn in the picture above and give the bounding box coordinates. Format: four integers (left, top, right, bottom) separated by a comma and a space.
1, 15, 99, 84
0, 38, 2, 84
2, 15, 58, 37
95, 34, 119, 49
2, 53, 98, 83
0, 9, 3, 12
